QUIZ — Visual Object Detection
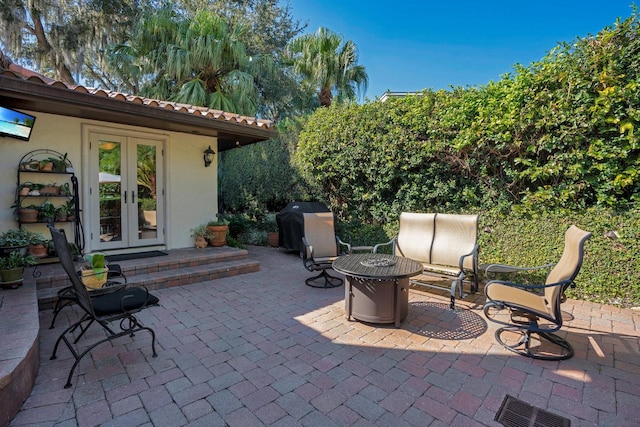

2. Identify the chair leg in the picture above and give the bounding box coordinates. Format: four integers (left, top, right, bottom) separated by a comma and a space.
50, 286, 77, 329
51, 314, 158, 389
495, 326, 574, 360
305, 269, 343, 288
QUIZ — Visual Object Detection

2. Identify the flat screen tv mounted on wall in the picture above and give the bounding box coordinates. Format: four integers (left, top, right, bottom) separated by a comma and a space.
0, 105, 36, 141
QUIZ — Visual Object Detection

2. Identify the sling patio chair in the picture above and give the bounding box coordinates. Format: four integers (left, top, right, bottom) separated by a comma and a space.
49, 261, 128, 329
483, 225, 591, 360
301, 212, 351, 288
48, 225, 160, 388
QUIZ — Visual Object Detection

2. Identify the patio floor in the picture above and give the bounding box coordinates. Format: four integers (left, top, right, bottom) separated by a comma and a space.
9, 245, 640, 426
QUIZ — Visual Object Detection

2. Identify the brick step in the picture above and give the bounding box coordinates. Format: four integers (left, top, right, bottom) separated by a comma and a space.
34, 247, 259, 309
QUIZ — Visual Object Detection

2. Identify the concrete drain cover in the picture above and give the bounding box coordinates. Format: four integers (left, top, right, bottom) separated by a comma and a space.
495, 395, 571, 427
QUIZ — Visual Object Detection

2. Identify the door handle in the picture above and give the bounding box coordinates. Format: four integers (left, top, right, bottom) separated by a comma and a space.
132, 191, 135, 204
124, 191, 127, 204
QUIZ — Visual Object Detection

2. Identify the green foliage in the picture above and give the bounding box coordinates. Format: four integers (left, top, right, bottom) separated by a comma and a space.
0, 228, 30, 247
478, 207, 640, 307
297, 10, 640, 218
219, 118, 318, 214
0, 251, 37, 269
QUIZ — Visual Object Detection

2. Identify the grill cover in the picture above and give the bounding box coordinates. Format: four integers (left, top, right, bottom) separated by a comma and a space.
276, 202, 330, 252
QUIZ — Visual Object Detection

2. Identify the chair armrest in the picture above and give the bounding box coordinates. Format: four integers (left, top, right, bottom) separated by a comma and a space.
484, 278, 572, 295
301, 237, 313, 261
373, 237, 396, 254
458, 244, 479, 271
336, 237, 351, 254
483, 262, 555, 279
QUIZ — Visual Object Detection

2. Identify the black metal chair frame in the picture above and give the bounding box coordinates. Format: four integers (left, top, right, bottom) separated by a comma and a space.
49, 264, 128, 329
48, 225, 159, 388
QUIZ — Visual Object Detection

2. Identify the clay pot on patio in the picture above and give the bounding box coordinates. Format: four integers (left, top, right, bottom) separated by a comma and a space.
195, 236, 208, 248
207, 224, 228, 247
28, 244, 48, 258
267, 232, 279, 248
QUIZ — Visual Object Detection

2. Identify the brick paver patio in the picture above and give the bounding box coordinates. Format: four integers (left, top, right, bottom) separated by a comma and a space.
9, 246, 640, 426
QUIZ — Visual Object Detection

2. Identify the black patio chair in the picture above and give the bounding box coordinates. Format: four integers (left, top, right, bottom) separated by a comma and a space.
48, 225, 160, 388
49, 262, 128, 329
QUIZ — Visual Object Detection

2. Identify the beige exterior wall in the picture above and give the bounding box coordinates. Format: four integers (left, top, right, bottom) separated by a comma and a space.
0, 110, 219, 251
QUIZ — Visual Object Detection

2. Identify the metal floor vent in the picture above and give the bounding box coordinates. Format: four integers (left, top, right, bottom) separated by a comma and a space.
495, 395, 571, 427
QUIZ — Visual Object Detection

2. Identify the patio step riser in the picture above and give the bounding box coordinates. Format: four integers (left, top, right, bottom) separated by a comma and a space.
34, 248, 259, 310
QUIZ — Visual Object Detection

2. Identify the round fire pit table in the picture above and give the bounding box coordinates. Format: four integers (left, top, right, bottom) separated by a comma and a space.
332, 253, 423, 327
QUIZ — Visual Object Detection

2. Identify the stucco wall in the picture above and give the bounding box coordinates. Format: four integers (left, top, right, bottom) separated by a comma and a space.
0, 110, 218, 251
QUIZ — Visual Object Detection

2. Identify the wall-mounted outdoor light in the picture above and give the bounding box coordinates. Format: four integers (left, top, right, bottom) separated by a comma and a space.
203, 145, 215, 167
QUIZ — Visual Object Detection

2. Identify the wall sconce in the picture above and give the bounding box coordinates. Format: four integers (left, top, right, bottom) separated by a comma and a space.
203, 145, 215, 167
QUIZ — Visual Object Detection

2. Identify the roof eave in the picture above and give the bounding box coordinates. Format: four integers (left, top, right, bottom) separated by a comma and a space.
0, 74, 277, 151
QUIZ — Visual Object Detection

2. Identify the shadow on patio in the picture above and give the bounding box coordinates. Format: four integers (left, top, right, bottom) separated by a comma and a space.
10, 246, 640, 426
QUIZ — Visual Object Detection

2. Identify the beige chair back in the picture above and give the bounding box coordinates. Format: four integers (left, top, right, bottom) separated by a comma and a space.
430, 213, 478, 269
303, 213, 338, 258
544, 225, 592, 318
395, 212, 435, 263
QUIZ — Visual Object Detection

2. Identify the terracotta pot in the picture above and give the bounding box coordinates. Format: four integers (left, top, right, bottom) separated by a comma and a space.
40, 162, 54, 171
267, 232, 279, 248
28, 244, 48, 258
195, 236, 208, 248
41, 186, 60, 195
19, 208, 39, 223
207, 225, 228, 247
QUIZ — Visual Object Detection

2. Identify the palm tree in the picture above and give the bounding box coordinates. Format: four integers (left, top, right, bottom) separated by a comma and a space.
286, 27, 368, 107
108, 6, 270, 115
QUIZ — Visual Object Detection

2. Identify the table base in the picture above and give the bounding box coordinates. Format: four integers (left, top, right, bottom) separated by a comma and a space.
345, 277, 409, 327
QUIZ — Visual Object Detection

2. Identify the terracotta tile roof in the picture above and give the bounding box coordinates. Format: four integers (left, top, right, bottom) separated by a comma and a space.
1, 63, 274, 130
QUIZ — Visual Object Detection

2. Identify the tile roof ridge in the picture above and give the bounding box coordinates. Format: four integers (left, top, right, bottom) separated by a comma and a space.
3, 63, 274, 129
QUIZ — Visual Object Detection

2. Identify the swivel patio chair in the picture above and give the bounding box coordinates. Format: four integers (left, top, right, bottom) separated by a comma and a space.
483, 225, 591, 360
48, 225, 159, 388
301, 212, 351, 288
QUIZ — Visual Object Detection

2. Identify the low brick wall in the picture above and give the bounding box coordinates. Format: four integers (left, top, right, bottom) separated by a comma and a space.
0, 273, 39, 426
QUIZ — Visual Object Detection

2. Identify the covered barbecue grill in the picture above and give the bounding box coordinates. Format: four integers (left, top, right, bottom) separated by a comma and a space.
276, 202, 330, 252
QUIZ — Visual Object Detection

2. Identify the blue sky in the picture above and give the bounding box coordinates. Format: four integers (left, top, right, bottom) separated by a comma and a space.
288, 0, 637, 99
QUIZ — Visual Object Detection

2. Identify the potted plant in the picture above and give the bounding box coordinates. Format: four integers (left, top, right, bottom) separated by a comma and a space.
190, 224, 212, 248
13, 202, 39, 223
206, 218, 229, 247
64, 199, 77, 221
263, 214, 279, 248
40, 200, 57, 223
41, 183, 60, 196
0, 251, 37, 287
26, 231, 49, 258
0, 228, 30, 257
80, 252, 109, 289
55, 206, 68, 222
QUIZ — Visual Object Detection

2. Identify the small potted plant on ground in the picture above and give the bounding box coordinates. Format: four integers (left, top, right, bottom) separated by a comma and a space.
263, 214, 279, 248
0, 251, 37, 288
206, 217, 229, 247
191, 224, 212, 248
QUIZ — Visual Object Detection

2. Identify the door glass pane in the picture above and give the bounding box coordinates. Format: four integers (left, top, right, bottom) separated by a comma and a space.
137, 144, 157, 240
98, 140, 122, 242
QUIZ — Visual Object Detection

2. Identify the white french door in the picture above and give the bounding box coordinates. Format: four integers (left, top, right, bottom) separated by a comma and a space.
89, 132, 164, 250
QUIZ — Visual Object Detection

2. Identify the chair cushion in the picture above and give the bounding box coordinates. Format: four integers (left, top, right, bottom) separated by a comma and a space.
91, 288, 159, 316
486, 283, 550, 317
